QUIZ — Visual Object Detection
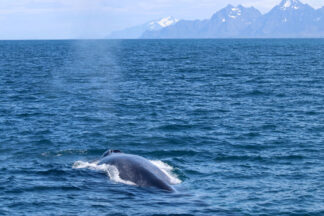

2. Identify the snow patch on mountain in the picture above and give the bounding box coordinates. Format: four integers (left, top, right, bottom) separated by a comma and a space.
158, 16, 179, 27
149, 16, 179, 30
228, 7, 242, 19
283, 0, 292, 8
280, 0, 301, 10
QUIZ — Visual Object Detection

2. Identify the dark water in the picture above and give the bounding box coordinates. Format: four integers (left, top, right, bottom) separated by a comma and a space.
1, 39, 324, 216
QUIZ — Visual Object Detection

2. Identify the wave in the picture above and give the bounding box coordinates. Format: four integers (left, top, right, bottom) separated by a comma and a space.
72, 159, 181, 186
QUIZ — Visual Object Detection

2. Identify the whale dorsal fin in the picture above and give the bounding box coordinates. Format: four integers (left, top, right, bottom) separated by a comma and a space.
112, 150, 121, 153
101, 149, 122, 158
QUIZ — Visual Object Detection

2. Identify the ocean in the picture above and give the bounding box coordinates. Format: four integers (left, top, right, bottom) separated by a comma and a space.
0, 39, 323, 216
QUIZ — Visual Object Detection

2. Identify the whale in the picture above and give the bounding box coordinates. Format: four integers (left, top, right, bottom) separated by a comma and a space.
98, 150, 175, 192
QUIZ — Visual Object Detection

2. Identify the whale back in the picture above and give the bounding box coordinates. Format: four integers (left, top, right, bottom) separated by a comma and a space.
98, 153, 174, 191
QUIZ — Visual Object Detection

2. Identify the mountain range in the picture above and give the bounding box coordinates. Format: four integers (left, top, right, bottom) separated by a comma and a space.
108, 0, 324, 39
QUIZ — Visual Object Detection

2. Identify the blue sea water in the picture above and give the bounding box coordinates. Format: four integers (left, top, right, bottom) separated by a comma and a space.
0, 39, 324, 216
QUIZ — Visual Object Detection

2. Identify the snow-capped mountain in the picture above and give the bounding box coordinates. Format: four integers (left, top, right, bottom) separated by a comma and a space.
247, 0, 319, 37
279, 0, 303, 10
207, 5, 261, 37
210, 4, 260, 21
140, 0, 324, 38
107, 16, 178, 39
142, 5, 261, 38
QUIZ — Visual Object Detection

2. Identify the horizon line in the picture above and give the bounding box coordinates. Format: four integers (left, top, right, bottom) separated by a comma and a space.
1, 37, 324, 41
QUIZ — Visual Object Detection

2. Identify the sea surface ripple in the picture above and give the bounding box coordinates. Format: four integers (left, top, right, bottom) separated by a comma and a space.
0, 39, 324, 216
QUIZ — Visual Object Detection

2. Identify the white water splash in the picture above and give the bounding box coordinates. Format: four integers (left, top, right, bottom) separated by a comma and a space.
73, 159, 181, 186
150, 160, 182, 185
72, 160, 136, 186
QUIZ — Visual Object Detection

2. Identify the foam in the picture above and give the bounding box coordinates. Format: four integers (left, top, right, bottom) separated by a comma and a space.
73, 160, 136, 185
150, 160, 182, 185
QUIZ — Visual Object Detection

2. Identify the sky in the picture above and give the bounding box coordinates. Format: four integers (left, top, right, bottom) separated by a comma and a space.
0, 0, 323, 39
